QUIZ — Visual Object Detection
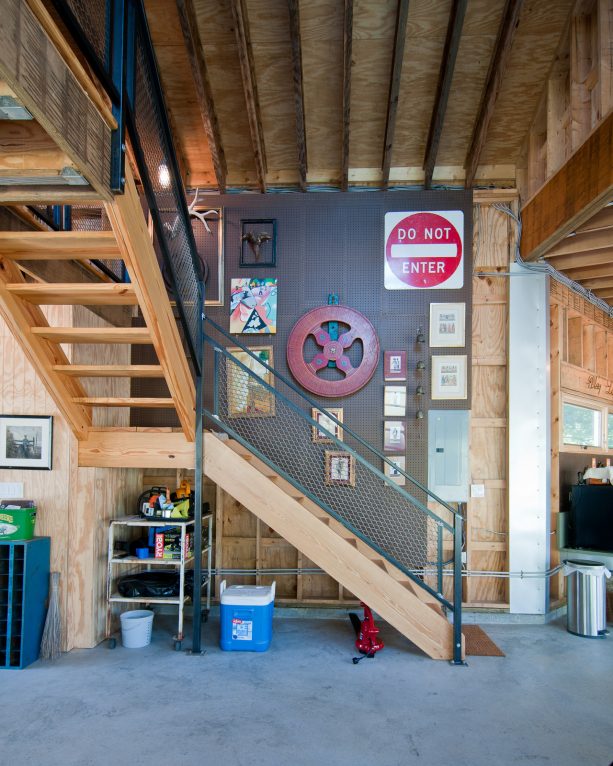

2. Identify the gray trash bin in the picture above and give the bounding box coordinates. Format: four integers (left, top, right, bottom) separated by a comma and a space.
564, 559, 609, 638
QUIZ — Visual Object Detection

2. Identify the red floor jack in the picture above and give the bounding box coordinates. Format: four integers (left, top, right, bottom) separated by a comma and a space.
351, 603, 384, 664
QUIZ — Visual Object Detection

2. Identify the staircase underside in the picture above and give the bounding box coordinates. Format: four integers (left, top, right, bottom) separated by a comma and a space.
204, 433, 459, 661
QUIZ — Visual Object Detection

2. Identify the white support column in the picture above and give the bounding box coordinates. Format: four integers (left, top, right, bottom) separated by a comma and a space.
508, 265, 550, 614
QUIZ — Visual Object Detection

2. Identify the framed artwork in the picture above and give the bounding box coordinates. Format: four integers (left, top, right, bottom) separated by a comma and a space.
324, 451, 356, 487
384, 456, 406, 486
384, 386, 406, 417
429, 303, 465, 347
384, 420, 406, 452
0, 415, 53, 470
384, 350, 407, 381
230, 278, 277, 334
431, 355, 467, 400
240, 219, 276, 268
311, 408, 343, 443
227, 346, 275, 417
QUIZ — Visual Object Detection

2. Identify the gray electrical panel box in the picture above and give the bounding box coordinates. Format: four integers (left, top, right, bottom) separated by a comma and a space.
428, 410, 469, 502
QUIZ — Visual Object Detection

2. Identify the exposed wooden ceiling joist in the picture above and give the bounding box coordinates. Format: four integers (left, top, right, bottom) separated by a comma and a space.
382, 0, 410, 189
464, 0, 524, 187
545, 225, 613, 258
287, 0, 307, 191
176, 0, 227, 192
423, 0, 469, 189
230, 0, 267, 192
341, 0, 353, 192
563, 261, 613, 281
544, 247, 613, 271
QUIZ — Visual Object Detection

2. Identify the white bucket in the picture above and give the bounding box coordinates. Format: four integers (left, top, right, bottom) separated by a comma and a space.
120, 609, 154, 648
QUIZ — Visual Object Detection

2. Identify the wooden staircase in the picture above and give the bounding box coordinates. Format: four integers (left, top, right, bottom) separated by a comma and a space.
0, 169, 195, 442
204, 433, 460, 661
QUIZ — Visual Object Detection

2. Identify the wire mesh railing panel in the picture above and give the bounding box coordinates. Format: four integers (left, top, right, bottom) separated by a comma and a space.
212, 347, 448, 582
62, 0, 111, 70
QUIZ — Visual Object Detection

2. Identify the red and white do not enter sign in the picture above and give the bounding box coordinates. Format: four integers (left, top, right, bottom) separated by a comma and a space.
384, 210, 464, 290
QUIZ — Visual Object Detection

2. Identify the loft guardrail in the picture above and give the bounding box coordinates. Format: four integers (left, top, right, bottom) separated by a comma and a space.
203, 318, 464, 663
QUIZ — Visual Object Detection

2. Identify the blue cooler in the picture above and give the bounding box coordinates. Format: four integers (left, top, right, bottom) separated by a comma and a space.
219, 580, 275, 652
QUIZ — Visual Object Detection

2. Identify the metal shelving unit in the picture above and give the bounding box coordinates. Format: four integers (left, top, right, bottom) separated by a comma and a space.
105, 514, 212, 650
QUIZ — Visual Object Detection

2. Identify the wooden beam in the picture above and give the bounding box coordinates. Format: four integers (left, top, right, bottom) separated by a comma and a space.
176, 0, 227, 193
576, 204, 613, 233
563, 261, 613, 280
78, 429, 195, 469
6, 283, 138, 305
104, 168, 196, 441
520, 112, 613, 261
0, 231, 120, 260
0, 120, 77, 177
31, 326, 152, 344
544, 246, 613, 270
598, 0, 613, 117
53, 364, 164, 378
287, 0, 307, 192
0, 187, 103, 204
466, 1, 524, 187
24, 0, 116, 130
204, 434, 456, 660
72, 397, 175, 408
341, 0, 353, 192
382, 0, 410, 189
576, 275, 613, 289
423, 0, 468, 189
570, 6, 594, 152
545, 225, 613, 257
230, 0, 267, 193
0, 255, 91, 439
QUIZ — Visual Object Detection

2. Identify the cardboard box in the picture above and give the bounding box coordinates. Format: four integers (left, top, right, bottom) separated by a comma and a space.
154, 529, 192, 559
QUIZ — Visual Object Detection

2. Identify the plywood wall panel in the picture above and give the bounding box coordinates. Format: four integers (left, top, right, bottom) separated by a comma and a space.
471, 365, 506, 418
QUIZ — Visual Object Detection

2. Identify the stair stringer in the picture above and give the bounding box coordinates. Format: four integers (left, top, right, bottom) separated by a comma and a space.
204, 433, 455, 660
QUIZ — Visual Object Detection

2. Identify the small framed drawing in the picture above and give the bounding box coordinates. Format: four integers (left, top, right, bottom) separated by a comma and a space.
240, 219, 276, 268
429, 303, 465, 347
384, 350, 407, 381
384, 386, 406, 417
0, 415, 53, 470
227, 346, 275, 417
384, 420, 406, 452
431, 355, 467, 400
384, 456, 406, 486
311, 408, 343, 443
324, 451, 356, 487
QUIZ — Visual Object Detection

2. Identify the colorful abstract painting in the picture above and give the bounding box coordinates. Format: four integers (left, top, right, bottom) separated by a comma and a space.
230, 278, 278, 334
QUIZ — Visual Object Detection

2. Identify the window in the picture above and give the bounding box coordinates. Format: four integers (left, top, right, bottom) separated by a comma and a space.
562, 402, 601, 447
608, 412, 613, 449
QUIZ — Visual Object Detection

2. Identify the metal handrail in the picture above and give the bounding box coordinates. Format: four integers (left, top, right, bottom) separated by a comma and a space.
204, 316, 460, 520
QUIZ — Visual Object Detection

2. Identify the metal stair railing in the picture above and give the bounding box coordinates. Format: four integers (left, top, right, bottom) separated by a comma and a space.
204, 318, 464, 664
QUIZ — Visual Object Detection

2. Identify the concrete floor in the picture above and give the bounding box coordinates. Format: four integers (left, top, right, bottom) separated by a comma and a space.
2, 614, 612, 766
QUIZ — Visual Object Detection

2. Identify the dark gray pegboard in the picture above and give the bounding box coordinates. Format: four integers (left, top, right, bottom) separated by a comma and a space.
202, 190, 473, 493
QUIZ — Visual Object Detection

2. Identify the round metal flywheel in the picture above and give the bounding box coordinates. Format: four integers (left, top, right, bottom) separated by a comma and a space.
286, 305, 380, 397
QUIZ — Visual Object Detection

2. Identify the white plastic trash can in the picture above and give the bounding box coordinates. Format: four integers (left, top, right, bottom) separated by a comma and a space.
563, 560, 611, 638
120, 609, 154, 648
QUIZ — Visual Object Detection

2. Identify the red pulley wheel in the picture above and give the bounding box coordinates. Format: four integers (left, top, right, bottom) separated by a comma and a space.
286, 305, 380, 397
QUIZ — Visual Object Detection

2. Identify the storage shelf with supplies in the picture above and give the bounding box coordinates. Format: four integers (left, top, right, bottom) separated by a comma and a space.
105, 514, 213, 651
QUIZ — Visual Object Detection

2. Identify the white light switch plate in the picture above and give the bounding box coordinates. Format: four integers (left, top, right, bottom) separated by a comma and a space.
470, 483, 485, 498
0, 482, 24, 499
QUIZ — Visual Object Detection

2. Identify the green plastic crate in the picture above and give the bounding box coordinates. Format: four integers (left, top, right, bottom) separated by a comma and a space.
0, 507, 37, 541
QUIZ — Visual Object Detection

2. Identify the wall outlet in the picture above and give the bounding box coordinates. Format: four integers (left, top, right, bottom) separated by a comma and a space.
0, 482, 24, 499
461, 551, 467, 565
470, 483, 485, 498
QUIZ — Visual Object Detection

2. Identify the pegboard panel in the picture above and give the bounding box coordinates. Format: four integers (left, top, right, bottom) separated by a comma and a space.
204, 189, 473, 491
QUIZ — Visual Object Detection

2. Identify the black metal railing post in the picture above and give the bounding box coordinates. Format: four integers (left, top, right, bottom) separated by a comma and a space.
452, 508, 465, 665
109, 0, 127, 192
191, 281, 205, 655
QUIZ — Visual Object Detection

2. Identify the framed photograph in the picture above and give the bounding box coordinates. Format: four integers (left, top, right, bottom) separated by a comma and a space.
384, 456, 406, 486
230, 277, 277, 334
0, 415, 53, 470
384, 350, 407, 381
429, 303, 465, 347
240, 219, 276, 268
384, 420, 406, 452
324, 450, 356, 487
311, 408, 343, 443
227, 346, 275, 417
431, 355, 467, 400
384, 386, 406, 417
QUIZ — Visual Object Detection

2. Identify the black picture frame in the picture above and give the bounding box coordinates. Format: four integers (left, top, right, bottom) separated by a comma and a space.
240, 219, 277, 268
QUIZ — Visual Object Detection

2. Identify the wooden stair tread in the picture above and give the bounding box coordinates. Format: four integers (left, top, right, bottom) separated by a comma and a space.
0, 231, 120, 260
53, 364, 164, 377
6, 282, 138, 305
31, 327, 151, 344
72, 397, 175, 408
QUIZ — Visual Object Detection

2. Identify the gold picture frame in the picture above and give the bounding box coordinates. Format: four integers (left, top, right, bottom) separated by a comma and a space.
227, 346, 275, 417
311, 408, 344, 443
324, 450, 356, 487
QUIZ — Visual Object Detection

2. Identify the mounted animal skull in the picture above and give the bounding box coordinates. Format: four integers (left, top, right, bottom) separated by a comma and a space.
242, 230, 272, 260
